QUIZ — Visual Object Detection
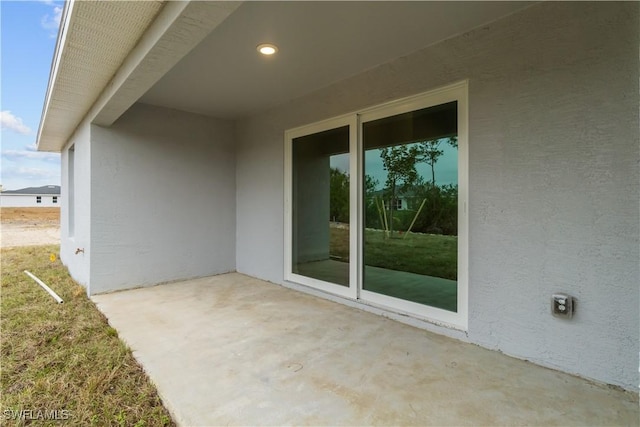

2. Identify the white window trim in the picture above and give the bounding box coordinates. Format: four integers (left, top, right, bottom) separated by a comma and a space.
284, 114, 358, 300
68, 144, 75, 238
284, 80, 468, 330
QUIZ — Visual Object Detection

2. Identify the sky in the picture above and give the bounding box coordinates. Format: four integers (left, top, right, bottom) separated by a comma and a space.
331, 141, 458, 190
1, 0, 62, 191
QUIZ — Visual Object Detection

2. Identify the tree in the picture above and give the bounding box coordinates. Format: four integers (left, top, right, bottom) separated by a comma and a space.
379, 145, 420, 236
364, 174, 380, 229
421, 140, 444, 186
364, 174, 379, 195
329, 167, 349, 223
417, 136, 457, 186
410, 136, 459, 235
410, 182, 458, 235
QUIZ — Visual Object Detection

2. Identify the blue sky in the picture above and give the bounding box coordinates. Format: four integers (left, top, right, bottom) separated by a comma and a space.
1, 0, 62, 190
331, 141, 458, 190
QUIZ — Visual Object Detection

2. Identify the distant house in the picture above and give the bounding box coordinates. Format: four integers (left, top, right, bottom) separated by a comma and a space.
0, 185, 61, 208
369, 191, 409, 212
370, 189, 429, 212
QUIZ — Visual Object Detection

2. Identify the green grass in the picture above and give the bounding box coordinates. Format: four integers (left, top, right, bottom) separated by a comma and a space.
1, 245, 174, 426
330, 227, 457, 280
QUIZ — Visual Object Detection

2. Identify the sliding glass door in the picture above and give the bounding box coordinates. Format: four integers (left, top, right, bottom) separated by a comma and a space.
362, 101, 459, 313
285, 82, 467, 328
285, 116, 358, 299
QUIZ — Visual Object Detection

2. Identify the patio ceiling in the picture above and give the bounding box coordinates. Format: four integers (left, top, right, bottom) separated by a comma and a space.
139, 1, 534, 119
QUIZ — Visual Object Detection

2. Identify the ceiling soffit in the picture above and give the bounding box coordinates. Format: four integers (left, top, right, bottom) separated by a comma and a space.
140, 2, 534, 119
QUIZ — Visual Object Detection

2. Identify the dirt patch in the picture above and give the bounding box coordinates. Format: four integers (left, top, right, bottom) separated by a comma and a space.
1, 208, 60, 248
1, 207, 60, 224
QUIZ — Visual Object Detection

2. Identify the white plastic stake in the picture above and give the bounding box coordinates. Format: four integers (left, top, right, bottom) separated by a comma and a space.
24, 270, 64, 304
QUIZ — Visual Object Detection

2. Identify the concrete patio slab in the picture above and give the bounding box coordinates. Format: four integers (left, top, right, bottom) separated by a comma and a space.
92, 273, 638, 426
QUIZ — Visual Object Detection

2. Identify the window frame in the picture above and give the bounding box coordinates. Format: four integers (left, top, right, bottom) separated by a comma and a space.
68, 144, 75, 238
284, 81, 468, 330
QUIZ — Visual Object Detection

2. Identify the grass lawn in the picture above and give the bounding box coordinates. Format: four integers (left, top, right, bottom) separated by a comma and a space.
1, 245, 174, 426
330, 226, 457, 280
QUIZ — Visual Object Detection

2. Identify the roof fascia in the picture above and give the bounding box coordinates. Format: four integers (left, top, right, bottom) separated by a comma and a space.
36, 0, 75, 152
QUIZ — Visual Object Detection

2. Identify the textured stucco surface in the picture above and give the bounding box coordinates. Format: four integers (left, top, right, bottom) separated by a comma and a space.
235, 2, 639, 389
60, 124, 91, 288
89, 104, 236, 294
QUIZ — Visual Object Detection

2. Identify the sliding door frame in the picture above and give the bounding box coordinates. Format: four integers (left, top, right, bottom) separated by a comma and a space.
358, 81, 468, 329
284, 114, 359, 300
284, 81, 468, 330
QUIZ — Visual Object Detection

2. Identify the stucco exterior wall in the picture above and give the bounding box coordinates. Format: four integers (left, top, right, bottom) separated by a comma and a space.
89, 103, 236, 294
235, 2, 639, 389
0, 194, 60, 207
60, 123, 92, 288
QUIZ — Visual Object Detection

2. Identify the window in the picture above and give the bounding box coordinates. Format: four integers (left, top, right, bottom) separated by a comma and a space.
285, 116, 358, 299
285, 81, 468, 329
68, 145, 75, 237
53, 196, 58, 204
383, 198, 403, 211
36, 196, 42, 204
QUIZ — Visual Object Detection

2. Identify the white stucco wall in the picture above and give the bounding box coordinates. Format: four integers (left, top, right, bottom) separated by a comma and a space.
235, 2, 639, 390
0, 194, 60, 207
60, 123, 92, 288
89, 103, 236, 294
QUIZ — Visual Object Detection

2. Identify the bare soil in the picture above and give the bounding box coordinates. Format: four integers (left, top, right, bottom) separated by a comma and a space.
1, 208, 60, 248
1, 207, 60, 224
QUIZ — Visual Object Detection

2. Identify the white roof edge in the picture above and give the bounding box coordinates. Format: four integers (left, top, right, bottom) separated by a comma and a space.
35, 0, 75, 152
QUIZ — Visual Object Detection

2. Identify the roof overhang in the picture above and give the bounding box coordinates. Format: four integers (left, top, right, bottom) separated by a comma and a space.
37, 0, 241, 152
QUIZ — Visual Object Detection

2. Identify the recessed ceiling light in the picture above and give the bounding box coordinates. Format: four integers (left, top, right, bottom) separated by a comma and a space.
257, 43, 278, 55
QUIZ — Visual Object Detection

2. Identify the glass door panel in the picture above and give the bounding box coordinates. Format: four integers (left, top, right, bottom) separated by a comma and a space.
292, 125, 351, 286
362, 101, 459, 312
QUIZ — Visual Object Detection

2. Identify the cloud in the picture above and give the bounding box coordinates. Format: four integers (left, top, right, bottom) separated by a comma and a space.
10, 166, 58, 179
1, 143, 61, 189
0, 111, 31, 134
41, 3, 63, 37
1, 165, 60, 190
2, 149, 60, 162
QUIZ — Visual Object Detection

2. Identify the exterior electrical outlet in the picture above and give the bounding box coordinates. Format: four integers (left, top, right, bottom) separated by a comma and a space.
552, 293, 574, 319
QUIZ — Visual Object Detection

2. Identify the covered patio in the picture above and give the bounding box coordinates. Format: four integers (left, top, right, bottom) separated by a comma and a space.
92, 273, 638, 426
